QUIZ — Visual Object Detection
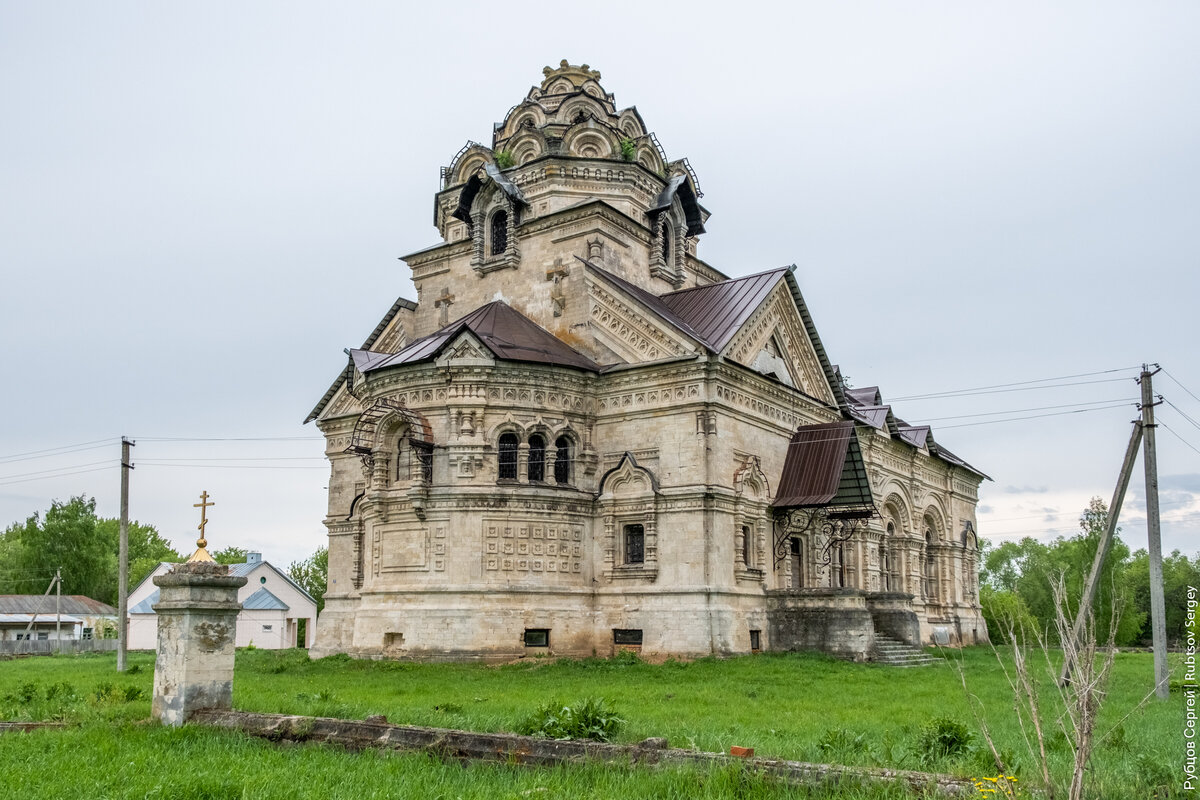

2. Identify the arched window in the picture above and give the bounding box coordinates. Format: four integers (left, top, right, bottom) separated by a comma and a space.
661, 220, 673, 264
490, 209, 508, 257
498, 432, 519, 481
527, 434, 546, 482
553, 435, 571, 485
416, 445, 433, 484
395, 435, 411, 483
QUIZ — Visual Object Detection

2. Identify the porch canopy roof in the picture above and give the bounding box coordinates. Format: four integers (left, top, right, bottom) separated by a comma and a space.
774, 421, 874, 516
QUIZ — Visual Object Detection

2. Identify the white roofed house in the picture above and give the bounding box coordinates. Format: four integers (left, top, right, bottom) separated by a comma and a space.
126, 552, 318, 650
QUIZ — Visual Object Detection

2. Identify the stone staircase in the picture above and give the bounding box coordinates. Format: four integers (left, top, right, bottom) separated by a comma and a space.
871, 634, 942, 667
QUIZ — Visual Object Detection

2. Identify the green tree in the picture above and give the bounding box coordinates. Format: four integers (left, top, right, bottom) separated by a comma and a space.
95, 518, 182, 592
4, 496, 115, 603
212, 546, 248, 565
1126, 548, 1200, 645
979, 498, 1145, 645
288, 546, 327, 613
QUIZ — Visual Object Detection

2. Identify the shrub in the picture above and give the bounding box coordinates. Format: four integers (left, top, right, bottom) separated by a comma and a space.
618, 138, 637, 161
916, 717, 972, 762
494, 149, 515, 168
515, 698, 624, 742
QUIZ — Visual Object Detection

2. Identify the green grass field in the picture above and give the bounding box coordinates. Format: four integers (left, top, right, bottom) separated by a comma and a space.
0, 648, 1184, 798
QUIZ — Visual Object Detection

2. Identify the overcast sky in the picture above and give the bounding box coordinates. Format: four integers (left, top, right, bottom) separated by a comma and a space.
1, 2, 1197, 581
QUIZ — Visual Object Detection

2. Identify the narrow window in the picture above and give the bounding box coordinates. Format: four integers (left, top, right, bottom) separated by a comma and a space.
741, 525, 752, 568
661, 219, 673, 264
789, 537, 802, 588
749, 629, 761, 652
524, 628, 549, 647
880, 545, 890, 591
613, 629, 643, 646
624, 524, 645, 565
395, 436, 411, 483
924, 529, 937, 601
490, 209, 508, 256
498, 432, 519, 480
554, 436, 571, 484
416, 445, 433, 483
528, 434, 546, 482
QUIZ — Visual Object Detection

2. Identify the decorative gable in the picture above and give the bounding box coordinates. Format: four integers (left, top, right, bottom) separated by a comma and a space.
434, 330, 497, 368
586, 275, 698, 364
722, 282, 836, 404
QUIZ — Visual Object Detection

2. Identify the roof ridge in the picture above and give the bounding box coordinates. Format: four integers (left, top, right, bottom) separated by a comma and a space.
658, 266, 790, 299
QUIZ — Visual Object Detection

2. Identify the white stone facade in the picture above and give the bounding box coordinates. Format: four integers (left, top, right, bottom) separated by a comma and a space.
309, 62, 987, 661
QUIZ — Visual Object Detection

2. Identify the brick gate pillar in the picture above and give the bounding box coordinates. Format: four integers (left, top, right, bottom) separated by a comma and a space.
151, 561, 247, 726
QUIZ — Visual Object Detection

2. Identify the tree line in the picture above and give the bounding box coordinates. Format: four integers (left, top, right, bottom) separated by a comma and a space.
0, 495, 327, 611
980, 496, 1200, 646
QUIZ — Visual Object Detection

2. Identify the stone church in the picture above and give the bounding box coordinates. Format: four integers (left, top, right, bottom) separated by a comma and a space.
307, 62, 988, 662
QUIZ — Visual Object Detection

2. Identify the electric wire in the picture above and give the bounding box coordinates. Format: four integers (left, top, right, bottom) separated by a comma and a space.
0, 439, 117, 465
908, 398, 1139, 425
935, 402, 1134, 430
0, 460, 115, 482
1163, 368, 1200, 406
134, 436, 323, 442
886, 367, 1141, 402
1163, 399, 1200, 435
1160, 422, 1200, 459
0, 465, 116, 488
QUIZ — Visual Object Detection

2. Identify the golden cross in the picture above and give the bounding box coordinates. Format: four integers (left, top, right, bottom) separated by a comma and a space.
193, 490, 215, 548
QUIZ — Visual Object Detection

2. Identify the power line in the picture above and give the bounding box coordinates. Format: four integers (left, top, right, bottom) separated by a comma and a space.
0, 460, 115, 482
909, 398, 1138, 424
0, 438, 117, 465
1163, 367, 1200, 406
137, 463, 326, 470
1160, 422, 1200, 459
887, 367, 1140, 402
1163, 399, 1200, 435
0, 465, 116, 488
142, 456, 326, 462
936, 402, 1135, 430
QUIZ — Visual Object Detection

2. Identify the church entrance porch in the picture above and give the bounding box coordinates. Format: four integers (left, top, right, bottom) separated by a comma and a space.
765, 589, 920, 662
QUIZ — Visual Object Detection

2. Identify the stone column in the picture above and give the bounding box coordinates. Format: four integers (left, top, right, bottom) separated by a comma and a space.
152, 561, 247, 727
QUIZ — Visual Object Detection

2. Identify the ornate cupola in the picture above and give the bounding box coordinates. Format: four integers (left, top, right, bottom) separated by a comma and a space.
425, 60, 709, 297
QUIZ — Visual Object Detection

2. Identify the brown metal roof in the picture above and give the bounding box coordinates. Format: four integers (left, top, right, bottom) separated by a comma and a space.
846, 386, 882, 406
658, 268, 788, 353
0, 595, 117, 616
774, 421, 874, 511
359, 301, 599, 373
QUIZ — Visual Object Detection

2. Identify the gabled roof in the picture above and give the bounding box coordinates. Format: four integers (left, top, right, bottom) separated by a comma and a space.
0, 614, 85, 625
774, 421, 874, 511
658, 268, 788, 352
242, 587, 289, 611
306, 297, 418, 424
129, 591, 158, 614
0, 595, 116, 616
356, 301, 599, 374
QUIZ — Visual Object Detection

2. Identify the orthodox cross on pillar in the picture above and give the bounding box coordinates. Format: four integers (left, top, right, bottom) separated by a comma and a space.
434, 288, 455, 326
188, 490, 216, 563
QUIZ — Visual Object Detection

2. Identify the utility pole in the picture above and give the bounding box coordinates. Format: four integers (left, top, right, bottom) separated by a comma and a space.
117, 436, 135, 671
1062, 419, 1142, 686
1141, 366, 1169, 699
55, 567, 61, 652
20, 573, 59, 646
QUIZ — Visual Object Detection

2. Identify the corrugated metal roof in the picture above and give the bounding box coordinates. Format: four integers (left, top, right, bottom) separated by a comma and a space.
848, 404, 891, 431
846, 386, 882, 406
774, 421, 874, 510
242, 587, 289, 611
0, 614, 84, 625
0, 595, 116, 616
658, 268, 788, 353
897, 425, 931, 449
361, 301, 598, 373
129, 591, 158, 614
